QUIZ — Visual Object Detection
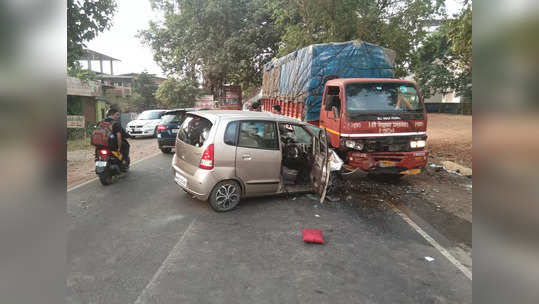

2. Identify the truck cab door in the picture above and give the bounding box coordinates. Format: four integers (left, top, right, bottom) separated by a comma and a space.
320, 85, 342, 148
311, 129, 330, 203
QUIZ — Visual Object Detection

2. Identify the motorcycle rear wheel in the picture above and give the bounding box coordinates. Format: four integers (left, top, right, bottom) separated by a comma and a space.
99, 173, 113, 185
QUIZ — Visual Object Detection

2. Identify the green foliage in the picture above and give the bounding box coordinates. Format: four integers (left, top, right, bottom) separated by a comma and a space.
155, 78, 199, 108
105, 93, 145, 112
67, 0, 117, 69
269, 0, 445, 77
68, 62, 102, 82
412, 4, 472, 99
140, 0, 281, 96
141, 0, 471, 99
132, 71, 159, 110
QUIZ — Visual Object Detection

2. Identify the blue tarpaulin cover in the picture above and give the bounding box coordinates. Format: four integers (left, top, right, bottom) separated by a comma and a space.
261, 40, 395, 121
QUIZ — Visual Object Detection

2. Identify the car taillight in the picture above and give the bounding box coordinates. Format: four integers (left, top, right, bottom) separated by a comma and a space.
99, 149, 109, 158
199, 144, 214, 170
157, 124, 167, 131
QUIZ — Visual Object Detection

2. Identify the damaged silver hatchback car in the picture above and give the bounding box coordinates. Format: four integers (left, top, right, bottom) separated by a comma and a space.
171, 111, 342, 212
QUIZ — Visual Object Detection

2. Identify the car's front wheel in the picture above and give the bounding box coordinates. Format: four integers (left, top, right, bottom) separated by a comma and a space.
160, 148, 171, 154
209, 180, 241, 212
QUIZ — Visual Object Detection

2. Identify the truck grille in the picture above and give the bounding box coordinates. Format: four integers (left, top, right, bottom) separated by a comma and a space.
364, 136, 413, 153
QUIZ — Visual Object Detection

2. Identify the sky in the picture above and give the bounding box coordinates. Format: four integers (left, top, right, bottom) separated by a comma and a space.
85, 0, 465, 78
85, 0, 164, 76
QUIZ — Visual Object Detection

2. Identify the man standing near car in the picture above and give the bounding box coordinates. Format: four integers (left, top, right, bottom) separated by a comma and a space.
103, 108, 131, 167
272, 104, 282, 115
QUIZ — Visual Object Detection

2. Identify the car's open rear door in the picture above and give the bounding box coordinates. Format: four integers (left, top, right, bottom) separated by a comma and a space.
311, 129, 330, 203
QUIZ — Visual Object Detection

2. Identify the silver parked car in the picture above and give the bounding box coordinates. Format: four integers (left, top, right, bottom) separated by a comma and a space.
171, 110, 337, 212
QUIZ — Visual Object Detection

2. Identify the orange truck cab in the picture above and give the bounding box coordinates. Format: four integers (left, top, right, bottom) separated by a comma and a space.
318, 78, 428, 175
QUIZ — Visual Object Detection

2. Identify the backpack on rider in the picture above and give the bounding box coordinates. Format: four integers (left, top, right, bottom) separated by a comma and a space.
91, 120, 114, 148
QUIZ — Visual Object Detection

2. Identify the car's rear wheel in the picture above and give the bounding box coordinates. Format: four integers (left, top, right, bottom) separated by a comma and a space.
160, 148, 171, 154
209, 180, 241, 212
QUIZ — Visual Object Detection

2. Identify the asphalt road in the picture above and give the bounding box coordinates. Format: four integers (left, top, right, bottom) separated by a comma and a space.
68, 153, 472, 304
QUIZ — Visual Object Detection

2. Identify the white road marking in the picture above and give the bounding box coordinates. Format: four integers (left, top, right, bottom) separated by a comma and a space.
134, 219, 196, 304
386, 202, 472, 280
67, 152, 162, 192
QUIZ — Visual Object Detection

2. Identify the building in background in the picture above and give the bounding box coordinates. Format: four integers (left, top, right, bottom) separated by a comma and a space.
67, 77, 108, 125
194, 95, 215, 109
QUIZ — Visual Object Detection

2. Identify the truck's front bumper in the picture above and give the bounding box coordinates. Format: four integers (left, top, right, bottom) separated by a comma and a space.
346, 150, 428, 174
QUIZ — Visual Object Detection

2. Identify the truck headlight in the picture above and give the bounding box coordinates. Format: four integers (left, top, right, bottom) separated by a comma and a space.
345, 140, 356, 149
345, 140, 364, 150
410, 140, 426, 148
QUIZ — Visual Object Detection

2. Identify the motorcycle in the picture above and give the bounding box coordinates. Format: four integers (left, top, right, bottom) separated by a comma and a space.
95, 147, 130, 185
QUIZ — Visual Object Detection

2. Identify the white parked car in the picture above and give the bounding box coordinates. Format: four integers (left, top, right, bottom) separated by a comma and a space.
126, 110, 166, 138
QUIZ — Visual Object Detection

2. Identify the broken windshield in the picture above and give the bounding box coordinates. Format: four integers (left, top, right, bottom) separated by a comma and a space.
345, 83, 423, 114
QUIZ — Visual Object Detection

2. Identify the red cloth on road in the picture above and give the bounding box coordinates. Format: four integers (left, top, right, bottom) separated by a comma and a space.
302, 229, 325, 244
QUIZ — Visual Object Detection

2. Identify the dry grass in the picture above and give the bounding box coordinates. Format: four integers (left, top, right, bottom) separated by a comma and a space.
427, 114, 472, 167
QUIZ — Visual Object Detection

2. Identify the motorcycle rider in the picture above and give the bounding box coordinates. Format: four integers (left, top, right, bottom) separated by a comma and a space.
103, 108, 131, 169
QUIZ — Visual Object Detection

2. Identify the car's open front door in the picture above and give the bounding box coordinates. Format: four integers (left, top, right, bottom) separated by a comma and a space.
311, 128, 330, 203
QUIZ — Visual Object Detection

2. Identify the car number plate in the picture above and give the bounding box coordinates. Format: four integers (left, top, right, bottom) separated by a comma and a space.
171, 128, 179, 134
95, 161, 107, 167
175, 172, 187, 187
378, 160, 396, 167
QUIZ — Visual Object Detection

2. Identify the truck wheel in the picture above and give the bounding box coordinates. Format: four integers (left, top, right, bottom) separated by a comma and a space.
209, 180, 241, 212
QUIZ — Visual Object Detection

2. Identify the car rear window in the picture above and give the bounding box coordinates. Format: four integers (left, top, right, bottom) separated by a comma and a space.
178, 115, 213, 147
224, 121, 239, 146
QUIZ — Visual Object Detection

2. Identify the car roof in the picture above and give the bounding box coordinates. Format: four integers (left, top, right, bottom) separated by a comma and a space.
163, 108, 196, 114
141, 109, 166, 113
186, 110, 304, 124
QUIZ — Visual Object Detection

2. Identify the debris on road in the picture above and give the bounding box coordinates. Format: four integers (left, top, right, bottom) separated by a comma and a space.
424, 256, 435, 262
314, 214, 320, 218
429, 163, 444, 172
326, 195, 340, 202
441, 161, 472, 177
313, 204, 319, 209
302, 229, 325, 244
306, 194, 318, 201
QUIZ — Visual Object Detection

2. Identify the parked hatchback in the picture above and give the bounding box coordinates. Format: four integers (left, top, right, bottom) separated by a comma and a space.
172, 111, 335, 212
126, 109, 166, 138
156, 108, 195, 153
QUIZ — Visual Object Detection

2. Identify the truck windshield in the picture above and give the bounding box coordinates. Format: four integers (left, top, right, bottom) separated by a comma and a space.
345, 83, 422, 114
